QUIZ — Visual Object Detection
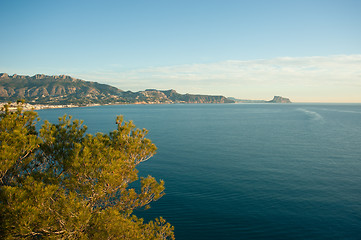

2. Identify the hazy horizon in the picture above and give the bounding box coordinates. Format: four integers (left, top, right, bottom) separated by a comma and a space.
1, 0, 360, 103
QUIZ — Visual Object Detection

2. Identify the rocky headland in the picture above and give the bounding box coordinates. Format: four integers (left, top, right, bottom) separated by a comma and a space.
267, 96, 291, 103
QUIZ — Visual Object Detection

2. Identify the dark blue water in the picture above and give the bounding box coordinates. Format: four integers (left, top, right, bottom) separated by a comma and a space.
37, 103, 361, 240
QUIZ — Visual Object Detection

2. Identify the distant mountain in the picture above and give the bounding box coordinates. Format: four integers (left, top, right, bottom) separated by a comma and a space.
125, 89, 234, 104
0, 73, 123, 105
267, 96, 291, 103
229, 96, 291, 103
0, 73, 234, 105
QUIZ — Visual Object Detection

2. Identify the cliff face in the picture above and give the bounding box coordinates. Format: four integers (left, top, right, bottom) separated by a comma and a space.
0, 73, 234, 105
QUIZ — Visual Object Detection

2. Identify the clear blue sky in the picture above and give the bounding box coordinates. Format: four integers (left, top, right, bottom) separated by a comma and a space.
1, 0, 361, 102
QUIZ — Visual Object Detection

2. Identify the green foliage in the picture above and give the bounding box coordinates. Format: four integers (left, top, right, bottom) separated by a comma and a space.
0, 103, 174, 239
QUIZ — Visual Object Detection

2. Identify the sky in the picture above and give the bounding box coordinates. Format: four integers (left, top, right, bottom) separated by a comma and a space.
1, 0, 361, 102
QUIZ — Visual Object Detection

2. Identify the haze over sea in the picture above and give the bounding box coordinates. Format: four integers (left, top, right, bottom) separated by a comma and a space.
37, 103, 361, 240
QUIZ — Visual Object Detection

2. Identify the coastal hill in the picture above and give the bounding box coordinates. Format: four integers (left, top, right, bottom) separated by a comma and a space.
268, 96, 292, 103
0, 73, 234, 105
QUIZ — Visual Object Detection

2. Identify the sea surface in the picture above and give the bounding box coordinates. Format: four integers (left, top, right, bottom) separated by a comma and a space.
37, 103, 361, 240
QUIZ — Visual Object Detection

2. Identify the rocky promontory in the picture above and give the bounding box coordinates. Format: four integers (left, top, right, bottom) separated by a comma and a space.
267, 96, 291, 103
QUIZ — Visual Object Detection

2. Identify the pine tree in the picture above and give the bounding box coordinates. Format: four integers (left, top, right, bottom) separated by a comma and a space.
0, 102, 174, 239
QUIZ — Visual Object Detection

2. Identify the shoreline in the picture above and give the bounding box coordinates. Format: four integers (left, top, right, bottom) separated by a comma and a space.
0, 101, 236, 111
0, 102, 82, 111
2, 102, 360, 113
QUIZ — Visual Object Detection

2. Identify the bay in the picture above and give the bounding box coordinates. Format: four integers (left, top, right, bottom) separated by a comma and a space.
37, 103, 361, 240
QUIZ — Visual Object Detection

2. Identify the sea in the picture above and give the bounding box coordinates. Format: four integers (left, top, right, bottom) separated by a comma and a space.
37, 103, 361, 240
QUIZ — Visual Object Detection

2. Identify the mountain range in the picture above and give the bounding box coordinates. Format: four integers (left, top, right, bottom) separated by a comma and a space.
0, 73, 234, 105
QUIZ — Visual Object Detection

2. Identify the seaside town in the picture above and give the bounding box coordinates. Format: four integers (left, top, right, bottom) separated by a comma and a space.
0, 102, 80, 111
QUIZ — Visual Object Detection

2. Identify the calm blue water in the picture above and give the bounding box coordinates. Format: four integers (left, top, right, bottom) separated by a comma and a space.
37, 103, 361, 240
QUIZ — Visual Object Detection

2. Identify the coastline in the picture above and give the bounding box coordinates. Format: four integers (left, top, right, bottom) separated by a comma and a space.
0, 101, 238, 111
